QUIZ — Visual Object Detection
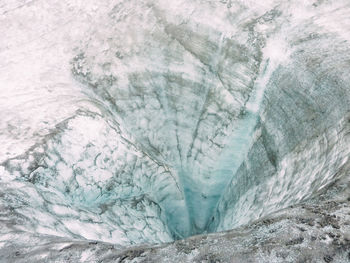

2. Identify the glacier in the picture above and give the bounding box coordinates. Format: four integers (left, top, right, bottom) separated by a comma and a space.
1, 0, 350, 262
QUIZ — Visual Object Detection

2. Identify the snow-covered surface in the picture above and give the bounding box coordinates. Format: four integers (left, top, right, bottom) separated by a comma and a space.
1, 0, 350, 260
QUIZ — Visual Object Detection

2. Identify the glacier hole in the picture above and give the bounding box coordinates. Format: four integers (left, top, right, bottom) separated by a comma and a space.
1, 0, 350, 248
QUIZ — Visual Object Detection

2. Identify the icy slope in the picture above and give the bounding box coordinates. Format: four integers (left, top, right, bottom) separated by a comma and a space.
1, 0, 350, 256
211, 0, 350, 231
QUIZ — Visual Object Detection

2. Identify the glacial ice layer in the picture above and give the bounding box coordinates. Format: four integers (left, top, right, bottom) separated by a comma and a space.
1, 0, 350, 253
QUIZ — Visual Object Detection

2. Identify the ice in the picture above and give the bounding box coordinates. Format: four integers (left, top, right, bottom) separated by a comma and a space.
1, 0, 350, 255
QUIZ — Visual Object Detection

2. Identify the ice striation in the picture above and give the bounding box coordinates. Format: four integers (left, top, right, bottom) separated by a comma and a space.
1, 0, 350, 262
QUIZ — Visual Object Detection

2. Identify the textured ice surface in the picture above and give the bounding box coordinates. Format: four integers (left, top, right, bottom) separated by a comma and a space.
69, 0, 270, 237
1, 0, 350, 258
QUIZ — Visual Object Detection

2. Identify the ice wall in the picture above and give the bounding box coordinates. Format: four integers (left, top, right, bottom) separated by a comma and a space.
211, 0, 350, 231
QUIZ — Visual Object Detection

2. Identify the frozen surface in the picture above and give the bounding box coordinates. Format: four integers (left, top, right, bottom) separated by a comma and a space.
1, 0, 350, 260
